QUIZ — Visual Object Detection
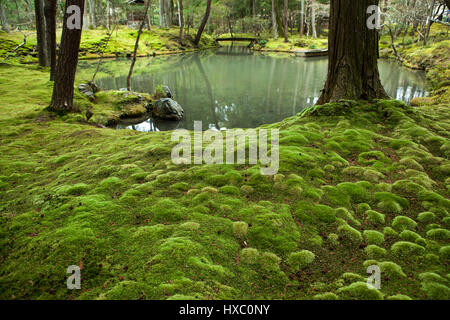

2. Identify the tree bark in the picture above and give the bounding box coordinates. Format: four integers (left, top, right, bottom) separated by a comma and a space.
44, 0, 57, 81
88, 0, 96, 29
311, 0, 317, 38
178, 0, 184, 44
127, 0, 151, 91
49, 0, 85, 112
272, 0, 278, 39
424, 0, 436, 45
283, 0, 289, 42
0, 0, 9, 33
299, 0, 304, 37
445, 0, 450, 9
317, 0, 388, 104
35, 0, 49, 67
194, 0, 212, 47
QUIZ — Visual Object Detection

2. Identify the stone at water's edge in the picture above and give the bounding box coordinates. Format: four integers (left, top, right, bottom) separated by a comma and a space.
78, 83, 96, 101
162, 86, 173, 98
152, 98, 184, 121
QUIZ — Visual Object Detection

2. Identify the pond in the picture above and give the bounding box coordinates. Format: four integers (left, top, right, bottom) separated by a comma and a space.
77, 46, 429, 132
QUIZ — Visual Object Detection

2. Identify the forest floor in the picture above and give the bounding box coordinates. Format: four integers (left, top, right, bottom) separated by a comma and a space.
0, 27, 218, 64
0, 27, 449, 300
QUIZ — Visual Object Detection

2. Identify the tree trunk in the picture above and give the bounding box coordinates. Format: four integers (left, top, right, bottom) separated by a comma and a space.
178, 0, 184, 44
49, 0, 85, 112
299, 0, 304, 37
106, 0, 111, 30
317, 0, 388, 104
445, 0, 450, 9
0, 0, 10, 33
35, 0, 49, 67
127, 0, 151, 91
252, 0, 256, 18
159, 0, 166, 28
311, 0, 317, 38
272, 0, 278, 39
424, 0, 436, 45
88, 0, 96, 29
283, 0, 289, 42
44, 0, 57, 81
194, 0, 212, 47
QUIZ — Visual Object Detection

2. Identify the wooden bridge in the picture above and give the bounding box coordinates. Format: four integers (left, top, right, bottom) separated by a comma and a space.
215, 36, 258, 44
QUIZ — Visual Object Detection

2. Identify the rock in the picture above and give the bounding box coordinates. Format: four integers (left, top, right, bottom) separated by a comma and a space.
78, 83, 97, 101
152, 98, 184, 121
162, 86, 173, 98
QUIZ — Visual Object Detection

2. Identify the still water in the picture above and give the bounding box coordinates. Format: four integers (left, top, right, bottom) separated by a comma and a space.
77, 46, 429, 132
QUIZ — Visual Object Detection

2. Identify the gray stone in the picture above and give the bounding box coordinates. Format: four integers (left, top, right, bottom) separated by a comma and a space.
152, 98, 184, 121
162, 86, 173, 98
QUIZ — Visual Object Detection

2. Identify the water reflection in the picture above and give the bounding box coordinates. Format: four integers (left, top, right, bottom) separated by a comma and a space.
77, 46, 428, 132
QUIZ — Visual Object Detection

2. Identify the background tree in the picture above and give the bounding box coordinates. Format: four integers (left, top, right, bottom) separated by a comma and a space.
0, 0, 10, 33
317, 0, 388, 104
49, 0, 85, 112
44, 0, 57, 80
194, 0, 212, 46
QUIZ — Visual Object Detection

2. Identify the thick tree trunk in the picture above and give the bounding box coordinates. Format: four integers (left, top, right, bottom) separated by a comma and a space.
178, 0, 184, 44
44, 0, 57, 81
445, 0, 450, 9
49, 0, 85, 112
0, 0, 9, 33
127, 0, 151, 91
317, 0, 388, 104
272, 0, 278, 39
35, 0, 49, 67
283, 0, 289, 42
194, 0, 212, 47
252, 0, 256, 18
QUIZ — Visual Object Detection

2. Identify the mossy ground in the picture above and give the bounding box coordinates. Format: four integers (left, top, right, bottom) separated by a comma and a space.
0, 27, 218, 64
0, 28, 449, 300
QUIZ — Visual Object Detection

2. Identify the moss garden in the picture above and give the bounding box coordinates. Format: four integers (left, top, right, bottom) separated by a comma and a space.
0, 2, 449, 302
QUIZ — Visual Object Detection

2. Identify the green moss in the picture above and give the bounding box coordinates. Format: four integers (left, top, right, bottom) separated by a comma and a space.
336, 282, 383, 300
365, 210, 385, 225
378, 261, 406, 278
240, 248, 259, 265
151, 198, 185, 223
421, 282, 450, 300
426, 228, 450, 241
392, 216, 418, 231
391, 241, 425, 257
313, 292, 339, 300
287, 250, 315, 270
363, 230, 384, 245
386, 294, 412, 300
338, 224, 363, 245
365, 245, 387, 259
417, 211, 436, 224
233, 221, 248, 239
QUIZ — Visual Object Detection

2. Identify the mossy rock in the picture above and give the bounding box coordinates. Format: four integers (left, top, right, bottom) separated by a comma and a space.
363, 230, 384, 245
287, 250, 315, 270
391, 241, 425, 257
336, 282, 383, 300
